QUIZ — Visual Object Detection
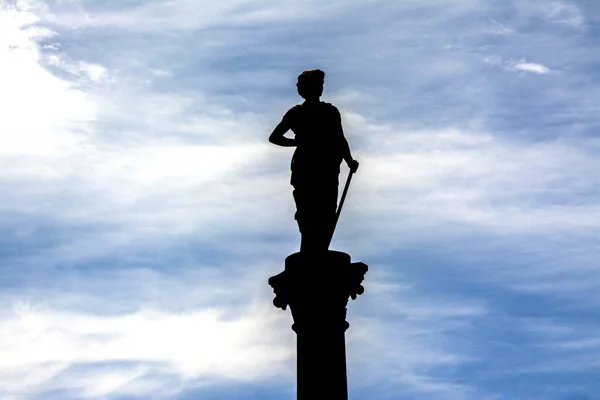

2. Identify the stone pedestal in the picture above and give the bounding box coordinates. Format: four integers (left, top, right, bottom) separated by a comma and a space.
268, 251, 368, 400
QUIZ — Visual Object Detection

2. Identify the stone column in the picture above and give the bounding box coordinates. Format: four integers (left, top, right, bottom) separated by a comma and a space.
268, 251, 368, 400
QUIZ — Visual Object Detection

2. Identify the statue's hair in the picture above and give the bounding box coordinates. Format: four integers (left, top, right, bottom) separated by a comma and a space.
298, 69, 325, 85
297, 69, 325, 99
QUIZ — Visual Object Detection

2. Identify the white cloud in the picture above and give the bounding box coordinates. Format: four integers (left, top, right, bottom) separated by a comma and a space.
513, 62, 552, 74
484, 57, 553, 75
487, 19, 514, 36
149, 68, 174, 78
0, 300, 294, 399
340, 120, 598, 236
345, 274, 486, 400
522, 2, 585, 27
0, 8, 95, 159
35, 0, 350, 31
398, 373, 472, 398
0, 265, 488, 400
45, 54, 107, 82
1, 2, 599, 399
1, 4, 597, 267
2, 0, 598, 274
0, 8, 295, 396
0, 262, 296, 398
0, 3, 287, 252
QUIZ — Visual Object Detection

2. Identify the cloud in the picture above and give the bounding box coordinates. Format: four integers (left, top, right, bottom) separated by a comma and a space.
0, 303, 294, 398
487, 19, 515, 36
0, 2, 289, 258
509, 318, 600, 374
336, 120, 599, 258
1, 1, 599, 399
1, 14, 596, 264
44, 54, 107, 82
345, 275, 487, 400
0, 264, 295, 399
34, 0, 350, 31
484, 57, 553, 75
0, 10, 96, 160
0, 7, 295, 398
513, 62, 552, 74
518, 2, 585, 27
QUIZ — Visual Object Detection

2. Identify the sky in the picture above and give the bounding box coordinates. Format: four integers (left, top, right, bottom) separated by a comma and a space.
1, 0, 599, 399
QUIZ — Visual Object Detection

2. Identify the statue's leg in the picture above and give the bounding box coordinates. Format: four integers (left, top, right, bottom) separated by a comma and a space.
292, 188, 305, 252
293, 182, 319, 253
291, 170, 304, 232
292, 187, 304, 234
306, 175, 339, 253
292, 172, 339, 254
293, 183, 313, 253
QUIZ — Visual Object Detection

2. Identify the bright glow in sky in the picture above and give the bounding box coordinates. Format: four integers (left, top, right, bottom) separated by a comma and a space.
1, 0, 599, 399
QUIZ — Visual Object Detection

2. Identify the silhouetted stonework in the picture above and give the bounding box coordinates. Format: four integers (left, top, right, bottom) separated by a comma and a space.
268, 251, 368, 400
269, 251, 367, 319
267, 69, 365, 400
268, 69, 359, 254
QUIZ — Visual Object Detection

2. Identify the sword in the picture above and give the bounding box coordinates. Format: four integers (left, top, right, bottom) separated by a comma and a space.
327, 168, 355, 248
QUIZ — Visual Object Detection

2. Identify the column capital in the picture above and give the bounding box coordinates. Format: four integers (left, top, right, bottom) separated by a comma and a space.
268, 251, 368, 332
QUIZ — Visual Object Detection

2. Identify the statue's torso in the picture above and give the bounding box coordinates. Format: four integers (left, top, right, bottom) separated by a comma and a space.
286, 102, 343, 181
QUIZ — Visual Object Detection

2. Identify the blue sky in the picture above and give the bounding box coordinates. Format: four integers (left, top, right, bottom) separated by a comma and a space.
1, 0, 599, 399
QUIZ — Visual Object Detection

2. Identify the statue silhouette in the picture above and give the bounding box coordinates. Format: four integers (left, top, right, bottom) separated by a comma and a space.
269, 69, 359, 253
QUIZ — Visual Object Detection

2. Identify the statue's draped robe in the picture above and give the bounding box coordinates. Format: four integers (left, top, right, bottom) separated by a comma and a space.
283, 101, 345, 252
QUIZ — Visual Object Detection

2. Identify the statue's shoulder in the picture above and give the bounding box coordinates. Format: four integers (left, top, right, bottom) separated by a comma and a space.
283, 104, 303, 122
321, 101, 340, 114
286, 103, 304, 115
320, 102, 341, 121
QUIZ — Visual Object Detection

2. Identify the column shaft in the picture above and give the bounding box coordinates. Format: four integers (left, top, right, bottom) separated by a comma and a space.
297, 326, 348, 400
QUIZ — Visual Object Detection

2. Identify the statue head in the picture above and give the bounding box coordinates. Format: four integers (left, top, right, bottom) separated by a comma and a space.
297, 69, 325, 101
